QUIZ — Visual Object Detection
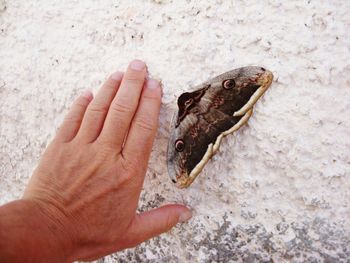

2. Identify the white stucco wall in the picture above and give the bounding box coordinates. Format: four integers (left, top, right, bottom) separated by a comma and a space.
0, 0, 349, 262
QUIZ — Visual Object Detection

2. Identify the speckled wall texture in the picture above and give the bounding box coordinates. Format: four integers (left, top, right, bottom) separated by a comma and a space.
0, 0, 349, 262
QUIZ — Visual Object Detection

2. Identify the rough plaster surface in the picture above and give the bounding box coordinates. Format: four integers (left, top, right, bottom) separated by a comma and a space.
0, 0, 349, 262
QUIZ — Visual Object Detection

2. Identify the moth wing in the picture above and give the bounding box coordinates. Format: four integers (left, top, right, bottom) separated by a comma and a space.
176, 106, 245, 181
168, 67, 273, 187
199, 81, 261, 117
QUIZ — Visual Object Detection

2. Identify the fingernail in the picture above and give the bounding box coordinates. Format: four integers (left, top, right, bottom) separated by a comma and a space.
130, 59, 145, 71
111, 71, 123, 81
178, 210, 192, 223
147, 78, 159, 90
81, 90, 93, 101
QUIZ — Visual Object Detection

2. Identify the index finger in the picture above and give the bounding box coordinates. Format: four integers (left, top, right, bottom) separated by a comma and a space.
98, 60, 147, 150
122, 78, 161, 166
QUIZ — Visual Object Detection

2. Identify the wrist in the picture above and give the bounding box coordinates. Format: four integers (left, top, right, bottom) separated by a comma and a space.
0, 199, 74, 262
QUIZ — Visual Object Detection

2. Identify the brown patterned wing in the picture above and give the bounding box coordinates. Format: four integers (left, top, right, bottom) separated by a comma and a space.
167, 66, 273, 188
179, 109, 244, 180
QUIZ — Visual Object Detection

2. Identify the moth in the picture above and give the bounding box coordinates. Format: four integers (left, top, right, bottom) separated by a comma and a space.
167, 66, 273, 188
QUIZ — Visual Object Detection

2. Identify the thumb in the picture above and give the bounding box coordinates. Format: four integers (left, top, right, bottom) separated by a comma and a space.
123, 204, 192, 247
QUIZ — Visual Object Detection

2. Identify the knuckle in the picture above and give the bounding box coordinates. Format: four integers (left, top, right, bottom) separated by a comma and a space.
123, 76, 144, 87
116, 158, 138, 184
143, 92, 161, 103
103, 79, 117, 90
94, 140, 116, 155
134, 117, 156, 132
88, 102, 109, 115
119, 156, 134, 172
111, 101, 133, 115
96, 145, 114, 159
75, 98, 89, 109
64, 114, 81, 124
119, 172, 134, 186
164, 214, 175, 230
121, 155, 142, 172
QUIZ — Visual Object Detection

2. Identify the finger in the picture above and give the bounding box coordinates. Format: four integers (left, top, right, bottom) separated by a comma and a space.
76, 72, 123, 143
123, 205, 192, 247
98, 60, 147, 150
122, 79, 161, 166
55, 91, 93, 142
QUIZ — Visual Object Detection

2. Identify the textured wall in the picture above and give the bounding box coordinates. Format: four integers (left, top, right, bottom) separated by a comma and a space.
0, 0, 349, 262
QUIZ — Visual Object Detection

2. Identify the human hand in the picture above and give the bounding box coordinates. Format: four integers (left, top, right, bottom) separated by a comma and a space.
15, 60, 191, 261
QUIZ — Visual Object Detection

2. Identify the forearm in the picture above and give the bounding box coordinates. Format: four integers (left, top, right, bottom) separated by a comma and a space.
0, 199, 71, 263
